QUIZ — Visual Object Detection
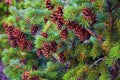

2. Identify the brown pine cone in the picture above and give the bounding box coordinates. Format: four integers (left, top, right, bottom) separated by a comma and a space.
44, 17, 48, 23
90, 0, 96, 2
82, 8, 96, 24
36, 48, 43, 57
17, 32, 26, 42
56, 19, 64, 30
30, 25, 38, 35
26, 41, 32, 51
17, 40, 26, 50
50, 41, 57, 53
32, 65, 38, 70
3, 23, 8, 29
50, 13, 58, 23
58, 52, 66, 63
10, 40, 18, 48
29, 76, 39, 80
6, 25, 14, 33
60, 28, 68, 40
46, 0, 54, 10
21, 71, 30, 80
42, 43, 51, 58
40, 32, 48, 38
55, 6, 63, 18
20, 58, 27, 65
12, 28, 21, 38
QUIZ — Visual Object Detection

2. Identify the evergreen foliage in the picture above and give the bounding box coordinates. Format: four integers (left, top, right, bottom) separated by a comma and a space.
0, 0, 120, 80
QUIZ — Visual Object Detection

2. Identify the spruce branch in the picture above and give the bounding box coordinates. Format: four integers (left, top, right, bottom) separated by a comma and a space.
89, 57, 104, 69
106, 0, 115, 32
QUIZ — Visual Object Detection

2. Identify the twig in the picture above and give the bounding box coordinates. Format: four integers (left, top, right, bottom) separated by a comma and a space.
89, 57, 104, 69
106, 0, 114, 32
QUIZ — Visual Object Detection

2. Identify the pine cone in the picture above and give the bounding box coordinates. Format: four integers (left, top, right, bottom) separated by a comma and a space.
44, 17, 48, 23
10, 40, 17, 48
17, 40, 26, 50
26, 41, 32, 51
40, 32, 48, 38
42, 43, 51, 58
57, 19, 64, 30
58, 52, 66, 63
60, 28, 68, 40
46, 0, 54, 10
29, 76, 39, 80
50, 41, 57, 53
36, 48, 43, 57
55, 6, 63, 18
90, 0, 96, 2
20, 58, 27, 65
74, 27, 91, 41
32, 65, 38, 70
21, 71, 30, 80
82, 8, 96, 23
50, 12, 58, 23
30, 25, 38, 35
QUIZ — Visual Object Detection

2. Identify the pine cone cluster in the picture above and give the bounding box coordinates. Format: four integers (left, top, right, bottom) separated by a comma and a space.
50, 6, 64, 30
82, 8, 96, 25
30, 25, 39, 35
21, 71, 39, 80
36, 41, 57, 58
60, 28, 68, 40
3, 23, 32, 51
58, 52, 66, 63
65, 21, 91, 41
46, 0, 54, 10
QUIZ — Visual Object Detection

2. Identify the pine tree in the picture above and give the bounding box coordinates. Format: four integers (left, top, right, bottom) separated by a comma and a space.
0, 0, 120, 80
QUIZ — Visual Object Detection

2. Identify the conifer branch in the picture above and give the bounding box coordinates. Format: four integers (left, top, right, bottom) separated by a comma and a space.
106, 0, 114, 32
89, 57, 104, 69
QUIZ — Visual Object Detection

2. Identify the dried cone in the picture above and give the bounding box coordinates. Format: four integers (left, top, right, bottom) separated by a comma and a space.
90, 0, 96, 2
55, 6, 63, 18
42, 43, 51, 58
20, 58, 27, 65
58, 52, 66, 63
26, 41, 32, 51
56, 19, 64, 30
10, 40, 17, 48
60, 28, 68, 40
40, 32, 48, 38
50, 41, 57, 53
82, 8, 96, 24
21, 71, 30, 80
46, 0, 54, 10
44, 17, 48, 23
75, 28, 91, 41
29, 76, 39, 80
50, 12, 58, 23
36, 48, 43, 57
32, 65, 38, 70
30, 25, 38, 35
